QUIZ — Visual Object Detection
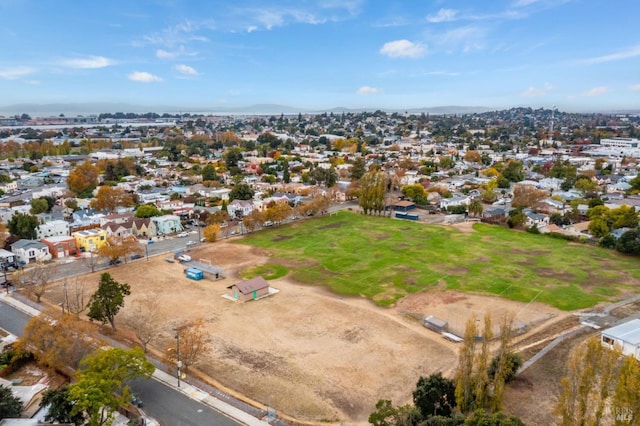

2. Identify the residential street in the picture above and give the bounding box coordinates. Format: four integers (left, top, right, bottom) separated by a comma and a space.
0, 298, 247, 426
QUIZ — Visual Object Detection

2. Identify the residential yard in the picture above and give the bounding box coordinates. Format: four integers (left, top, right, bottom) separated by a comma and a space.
40, 218, 581, 424
237, 212, 640, 310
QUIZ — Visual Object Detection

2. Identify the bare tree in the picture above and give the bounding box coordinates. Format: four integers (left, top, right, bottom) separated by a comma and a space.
164, 319, 210, 374
13, 262, 57, 303
124, 294, 162, 353
62, 277, 89, 317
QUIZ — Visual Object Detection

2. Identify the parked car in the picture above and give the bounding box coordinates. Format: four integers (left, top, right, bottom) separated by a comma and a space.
177, 254, 192, 262
263, 221, 273, 227
130, 254, 143, 260
165, 258, 174, 263
186, 241, 197, 246
177, 232, 189, 237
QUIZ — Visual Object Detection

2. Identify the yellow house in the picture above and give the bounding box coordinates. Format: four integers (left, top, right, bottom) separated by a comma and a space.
72, 228, 108, 252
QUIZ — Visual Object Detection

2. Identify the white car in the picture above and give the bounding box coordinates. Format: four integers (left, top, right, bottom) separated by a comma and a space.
186, 241, 197, 246
177, 232, 189, 237
177, 254, 192, 262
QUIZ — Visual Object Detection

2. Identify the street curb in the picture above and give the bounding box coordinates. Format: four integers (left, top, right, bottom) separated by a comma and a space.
0, 293, 42, 317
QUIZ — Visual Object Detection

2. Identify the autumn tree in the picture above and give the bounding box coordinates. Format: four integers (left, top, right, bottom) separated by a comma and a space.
13, 262, 57, 303
265, 202, 292, 223
468, 199, 484, 217
14, 308, 98, 373
455, 316, 478, 413
474, 314, 493, 409
62, 277, 89, 317
511, 184, 547, 209
123, 294, 162, 353
67, 161, 99, 197
203, 224, 220, 242
69, 347, 154, 426
613, 354, 640, 418
359, 169, 387, 215
164, 319, 210, 374
97, 236, 142, 264
0, 222, 8, 249
491, 316, 515, 412
90, 186, 134, 212
555, 337, 620, 426
242, 209, 265, 232
87, 273, 131, 331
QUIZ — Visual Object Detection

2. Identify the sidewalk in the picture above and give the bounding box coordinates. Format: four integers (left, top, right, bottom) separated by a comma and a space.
0, 293, 270, 426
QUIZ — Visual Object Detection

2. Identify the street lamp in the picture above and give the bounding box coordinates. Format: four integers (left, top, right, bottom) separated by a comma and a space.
175, 331, 182, 387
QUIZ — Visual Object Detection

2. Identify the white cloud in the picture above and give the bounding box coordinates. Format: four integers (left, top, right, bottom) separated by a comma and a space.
630, 84, 640, 92
584, 86, 609, 97
174, 64, 198, 76
426, 8, 458, 23
156, 49, 177, 59
247, 26, 258, 33
128, 71, 162, 83
437, 26, 486, 52
380, 40, 426, 58
582, 44, 640, 64
522, 83, 553, 97
356, 86, 381, 95
61, 56, 115, 69
0, 66, 36, 80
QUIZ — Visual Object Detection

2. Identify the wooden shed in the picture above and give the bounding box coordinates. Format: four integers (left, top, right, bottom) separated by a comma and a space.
227, 276, 270, 302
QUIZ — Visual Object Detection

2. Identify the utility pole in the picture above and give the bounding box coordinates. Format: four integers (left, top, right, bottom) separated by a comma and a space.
173, 325, 187, 387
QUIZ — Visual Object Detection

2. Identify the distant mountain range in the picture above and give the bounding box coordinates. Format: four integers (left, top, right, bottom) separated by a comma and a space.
0, 102, 496, 116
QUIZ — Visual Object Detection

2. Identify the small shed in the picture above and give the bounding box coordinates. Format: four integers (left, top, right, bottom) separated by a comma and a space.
392, 200, 416, 212
601, 318, 640, 360
185, 268, 204, 281
227, 276, 270, 302
423, 315, 448, 333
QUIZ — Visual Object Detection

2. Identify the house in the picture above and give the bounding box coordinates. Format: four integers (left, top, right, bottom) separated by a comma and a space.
601, 319, 640, 360
391, 200, 416, 212
40, 235, 78, 258
0, 249, 19, 270
151, 215, 183, 235
102, 221, 134, 238
132, 218, 157, 239
99, 212, 135, 227
36, 219, 70, 239
227, 200, 254, 218
11, 240, 52, 264
440, 195, 470, 210
482, 208, 507, 224
524, 211, 550, 228
226, 276, 270, 302
72, 228, 108, 252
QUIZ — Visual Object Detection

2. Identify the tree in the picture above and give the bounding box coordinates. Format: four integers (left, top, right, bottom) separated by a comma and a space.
40, 385, 85, 425
350, 157, 367, 180
368, 399, 421, 426
135, 204, 161, 218
511, 184, 547, 209
13, 262, 57, 303
359, 169, 387, 215
202, 163, 217, 181
229, 182, 255, 201
282, 159, 291, 183
554, 337, 620, 426
613, 355, 640, 419
97, 236, 142, 264
242, 209, 265, 232
502, 160, 524, 182
588, 217, 610, 239
616, 229, 640, 255
14, 308, 97, 373
488, 352, 522, 384
7, 212, 39, 239
67, 161, 99, 197
490, 316, 515, 412
455, 316, 478, 414
468, 199, 483, 217
413, 373, 457, 418
0, 385, 22, 419
203, 224, 220, 242
465, 409, 524, 426
123, 294, 162, 353
90, 186, 134, 212
62, 277, 89, 317
30, 198, 48, 214
401, 184, 426, 201
87, 273, 131, 331
164, 319, 210, 374
223, 147, 243, 169
69, 347, 154, 426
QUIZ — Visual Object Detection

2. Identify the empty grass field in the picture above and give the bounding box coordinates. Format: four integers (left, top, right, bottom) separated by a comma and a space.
236, 211, 640, 310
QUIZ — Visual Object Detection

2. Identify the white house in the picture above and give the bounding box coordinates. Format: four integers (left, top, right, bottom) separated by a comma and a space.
227, 200, 254, 218
524, 211, 550, 228
36, 219, 70, 239
11, 240, 52, 264
151, 215, 183, 235
601, 319, 640, 360
440, 195, 470, 210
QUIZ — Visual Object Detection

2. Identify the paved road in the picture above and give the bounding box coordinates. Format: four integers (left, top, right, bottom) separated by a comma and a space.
0, 300, 242, 426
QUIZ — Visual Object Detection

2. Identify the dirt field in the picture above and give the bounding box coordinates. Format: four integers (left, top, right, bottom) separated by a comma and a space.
44, 240, 571, 424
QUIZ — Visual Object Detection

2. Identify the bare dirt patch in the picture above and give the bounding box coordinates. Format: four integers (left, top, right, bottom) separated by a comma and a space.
450, 222, 476, 233
534, 268, 575, 282
42, 241, 574, 424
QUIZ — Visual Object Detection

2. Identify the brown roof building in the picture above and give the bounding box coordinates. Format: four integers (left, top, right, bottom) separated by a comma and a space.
226, 276, 270, 302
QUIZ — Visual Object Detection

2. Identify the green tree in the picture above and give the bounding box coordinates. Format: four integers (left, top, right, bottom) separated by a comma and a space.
282, 159, 291, 183
87, 273, 131, 331
613, 355, 640, 419
7, 212, 39, 239
229, 182, 255, 201
456, 317, 477, 414
350, 157, 367, 180
69, 347, 154, 426
413, 373, 457, 418
40, 385, 85, 425
588, 217, 610, 239
401, 184, 426, 201
30, 198, 49, 214
0, 385, 22, 418
135, 204, 161, 218
202, 163, 217, 181
488, 353, 522, 384
616, 229, 640, 255
223, 147, 243, 169
359, 169, 387, 215
464, 409, 524, 426
502, 160, 524, 182
468, 199, 484, 217
368, 399, 421, 426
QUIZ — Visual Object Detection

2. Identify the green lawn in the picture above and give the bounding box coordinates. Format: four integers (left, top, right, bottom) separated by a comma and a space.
236, 211, 640, 310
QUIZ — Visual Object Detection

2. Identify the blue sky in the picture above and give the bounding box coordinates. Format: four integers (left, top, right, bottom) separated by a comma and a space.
1, 0, 639, 112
